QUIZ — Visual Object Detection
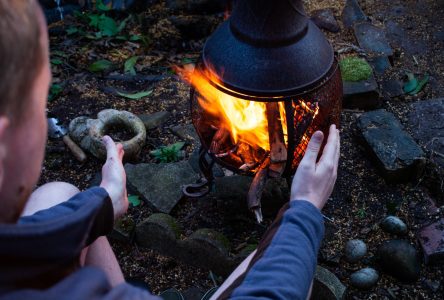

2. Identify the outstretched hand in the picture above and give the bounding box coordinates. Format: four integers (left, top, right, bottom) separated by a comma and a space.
100, 136, 128, 220
290, 124, 340, 210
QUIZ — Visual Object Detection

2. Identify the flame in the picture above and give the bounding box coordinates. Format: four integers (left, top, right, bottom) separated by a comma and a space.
182, 66, 271, 151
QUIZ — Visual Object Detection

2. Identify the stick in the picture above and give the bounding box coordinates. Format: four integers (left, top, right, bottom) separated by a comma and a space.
266, 102, 287, 177
247, 157, 270, 223
210, 126, 231, 154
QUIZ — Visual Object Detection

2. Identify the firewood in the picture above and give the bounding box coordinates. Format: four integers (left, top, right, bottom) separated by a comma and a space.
266, 102, 287, 177
210, 126, 231, 154
247, 157, 270, 223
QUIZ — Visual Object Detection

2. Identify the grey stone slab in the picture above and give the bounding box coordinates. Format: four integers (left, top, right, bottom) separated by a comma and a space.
125, 161, 199, 213
138, 111, 171, 130
408, 99, 444, 168
368, 56, 391, 75
343, 75, 381, 110
170, 124, 200, 145
418, 218, 444, 265
311, 266, 346, 300
381, 79, 403, 98
385, 20, 428, 55
342, 0, 367, 28
354, 22, 393, 57
357, 109, 425, 182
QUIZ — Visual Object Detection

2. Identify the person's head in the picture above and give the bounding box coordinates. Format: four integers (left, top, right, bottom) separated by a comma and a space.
0, 0, 50, 223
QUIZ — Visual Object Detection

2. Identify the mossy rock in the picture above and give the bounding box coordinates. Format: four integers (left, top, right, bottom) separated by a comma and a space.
189, 228, 231, 255
339, 57, 373, 82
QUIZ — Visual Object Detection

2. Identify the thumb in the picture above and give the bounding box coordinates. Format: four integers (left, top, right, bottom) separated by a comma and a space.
301, 131, 324, 165
102, 135, 118, 159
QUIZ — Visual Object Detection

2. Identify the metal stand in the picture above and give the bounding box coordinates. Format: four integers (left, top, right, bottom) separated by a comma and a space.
182, 146, 215, 197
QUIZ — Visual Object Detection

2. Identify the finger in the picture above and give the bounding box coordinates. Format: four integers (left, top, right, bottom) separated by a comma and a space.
300, 130, 324, 166
318, 125, 338, 165
116, 143, 125, 161
102, 135, 119, 159
334, 129, 340, 173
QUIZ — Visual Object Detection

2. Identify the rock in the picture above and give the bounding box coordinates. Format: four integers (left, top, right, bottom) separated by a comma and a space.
377, 239, 421, 282
354, 22, 393, 57
125, 161, 199, 213
311, 266, 346, 300
69, 109, 146, 161
385, 20, 427, 56
108, 217, 135, 242
135, 213, 182, 252
186, 0, 226, 14
214, 175, 289, 217
418, 218, 444, 265
138, 111, 171, 130
311, 9, 340, 33
170, 124, 200, 146
423, 279, 441, 292
170, 15, 218, 40
350, 268, 379, 289
357, 109, 425, 182
342, 0, 367, 28
380, 216, 407, 235
343, 74, 381, 110
367, 56, 391, 75
345, 239, 367, 263
381, 79, 403, 98
179, 228, 234, 276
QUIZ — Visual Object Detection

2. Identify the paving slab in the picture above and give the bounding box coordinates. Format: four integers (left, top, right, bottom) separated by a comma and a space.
418, 218, 444, 265
357, 109, 425, 182
342, 0, 367, 28
343, 74, 381, 110
367, 56, 391, 75
354, 22, 393, 57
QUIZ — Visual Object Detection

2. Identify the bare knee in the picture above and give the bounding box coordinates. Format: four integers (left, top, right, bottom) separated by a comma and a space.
22, 182, 80, 216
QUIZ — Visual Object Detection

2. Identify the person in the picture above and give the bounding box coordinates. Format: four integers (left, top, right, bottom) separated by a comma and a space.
0, 1, 340, 299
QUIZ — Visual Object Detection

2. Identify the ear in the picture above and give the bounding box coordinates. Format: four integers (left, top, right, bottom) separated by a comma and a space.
0, 117, 10, 189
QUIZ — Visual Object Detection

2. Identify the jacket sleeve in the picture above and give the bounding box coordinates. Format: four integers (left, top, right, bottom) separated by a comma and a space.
18, 187, 114, 255
230, 200, 325, 300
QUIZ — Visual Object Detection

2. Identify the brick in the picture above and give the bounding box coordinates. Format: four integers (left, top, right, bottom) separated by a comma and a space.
418, 218, 444, 265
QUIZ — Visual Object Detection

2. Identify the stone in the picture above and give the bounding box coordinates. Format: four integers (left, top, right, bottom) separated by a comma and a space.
311, 9, 340, 33
354, 22, 393, 57
138, 111, 171, 130
418, 218, 444, 265
385, 20, 428, 55
357, 109, 425, 182
179, 228, 235, 276
342, 0, 367, 28
376, 239, 421, 282
342, 74, 381, 110
380, 215, 408, 235
170, 15, 218, 40
135, 213, 182, 252
170, 124, 200, 145
69, 109, 146, 161
214, 175, 289, 217
108, 217, 135, 242
125, 161, 199, 213
350, 268, 379, 289
367, 56, 391, 75
311, 266, 346, 300
345, 239, 367, 263
381, 79, 403, 98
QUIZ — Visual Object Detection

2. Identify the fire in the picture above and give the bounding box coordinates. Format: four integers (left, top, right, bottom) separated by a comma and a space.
181, 66, 274, 151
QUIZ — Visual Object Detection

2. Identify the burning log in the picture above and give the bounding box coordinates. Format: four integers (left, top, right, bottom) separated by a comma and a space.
266, 102, 287, 178
247, 157, 270, 223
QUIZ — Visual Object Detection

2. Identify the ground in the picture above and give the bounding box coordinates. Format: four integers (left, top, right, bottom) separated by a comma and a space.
41, 0, 444, 298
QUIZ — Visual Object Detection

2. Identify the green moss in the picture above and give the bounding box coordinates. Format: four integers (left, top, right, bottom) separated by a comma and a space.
192, 228, 231, 251
339, 57, 373, 82
147, 213, 182, 239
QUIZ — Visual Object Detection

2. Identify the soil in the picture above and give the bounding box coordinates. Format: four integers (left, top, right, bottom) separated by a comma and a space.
42, 0, 444, 298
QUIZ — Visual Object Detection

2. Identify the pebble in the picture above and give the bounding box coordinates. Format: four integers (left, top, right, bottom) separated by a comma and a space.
345, 239, 367, 263
380, 216, 408, 235
350, 267, 379, 289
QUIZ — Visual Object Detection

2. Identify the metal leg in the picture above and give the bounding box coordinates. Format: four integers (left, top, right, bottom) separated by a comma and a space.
182, 146, 215, 198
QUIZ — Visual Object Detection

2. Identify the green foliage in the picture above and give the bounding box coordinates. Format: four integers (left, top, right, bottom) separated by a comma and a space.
403, 73, 429, 95
50, 58, 63, 65
96, 0, 111, 12
128, 195, 141, 207
66, 27, 79, 35
150, 142, 185, 163
117, 90, 152, 100
48, 84, 63, 102
339, 57, 373, 82
357, 207, 367, 219
88, 59, 113, 72
124, 56, 138, 75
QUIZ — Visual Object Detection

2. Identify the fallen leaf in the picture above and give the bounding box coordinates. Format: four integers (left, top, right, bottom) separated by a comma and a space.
409, 75, 429, 95
124, 56, 138, 76
88, 59, 113, 72
117, 90, 153, 99
403, 73, 418, 93
128, 195, 141, 207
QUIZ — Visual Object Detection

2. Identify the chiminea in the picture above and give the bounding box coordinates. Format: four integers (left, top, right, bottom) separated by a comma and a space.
182, 0, 342, 222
